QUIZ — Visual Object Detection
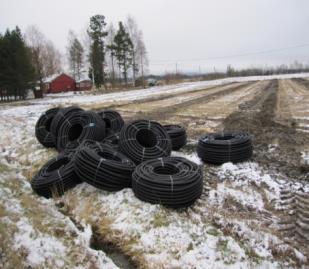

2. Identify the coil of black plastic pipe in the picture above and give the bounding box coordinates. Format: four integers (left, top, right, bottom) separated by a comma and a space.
31, 154, 80, 198
197, 131, 253, 164
56, 111, 106, 152
61, 140, 80, 159
97, 110, 124, 135
164, 124, 187, 150
132, 157, 203, 208
35, 107, 60, 147
74, 142, 135, 191
50, 106, 84, 145
119, 120, 172, 164
102, 132, 120, 150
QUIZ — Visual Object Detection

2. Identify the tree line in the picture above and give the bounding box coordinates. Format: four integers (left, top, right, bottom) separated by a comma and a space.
0, 25, 63, 101
67, 14, 148, 89
226, 62, 309, 77
0, 14, 148, 102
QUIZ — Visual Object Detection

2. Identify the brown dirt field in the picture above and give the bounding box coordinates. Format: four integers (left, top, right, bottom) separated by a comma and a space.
222, 80, 309, 180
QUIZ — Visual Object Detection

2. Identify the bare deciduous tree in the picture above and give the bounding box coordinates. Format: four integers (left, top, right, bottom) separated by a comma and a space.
125, 16, 139, 87
125, 15, 148, 87
45, 40, 62, 76
67, 30, 84, 80
25, 25, 62, 90
136, 32, 148, 87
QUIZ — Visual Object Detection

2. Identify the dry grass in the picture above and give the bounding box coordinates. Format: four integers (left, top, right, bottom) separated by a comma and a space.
0, 221, 24, 269
94, 217, 149, 269
151, 210, 170, 228
0, 162, 10, 173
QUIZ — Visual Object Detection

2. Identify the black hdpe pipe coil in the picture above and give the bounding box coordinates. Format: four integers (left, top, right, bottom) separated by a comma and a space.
102, 132, 120, 150
132, 157, 203, 208
164, 124, 187, 150
50, 106, 84, 145
119, 120, 172, 164
74, 143, 135, 191
31, 154, 80, 198
97, 110, 124, 135
35, 107, 60, 147
56, 111, 106, 152
197, 131, 253, 164
61, 140, 80, 159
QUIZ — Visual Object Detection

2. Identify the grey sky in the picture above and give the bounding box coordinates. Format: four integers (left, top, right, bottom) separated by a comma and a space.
1, 0, 309, 74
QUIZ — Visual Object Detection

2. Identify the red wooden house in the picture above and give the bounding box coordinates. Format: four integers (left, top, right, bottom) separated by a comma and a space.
43, 73, 76, 93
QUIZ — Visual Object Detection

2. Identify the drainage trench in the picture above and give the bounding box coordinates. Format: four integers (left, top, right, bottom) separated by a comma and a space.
90, 228, 137, 269
56, 201, 137, 269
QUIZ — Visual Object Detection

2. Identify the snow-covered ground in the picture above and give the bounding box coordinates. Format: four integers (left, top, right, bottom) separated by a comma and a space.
1, 74, 309, 268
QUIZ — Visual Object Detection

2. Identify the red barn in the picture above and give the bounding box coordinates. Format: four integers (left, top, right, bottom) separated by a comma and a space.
43, 73, 76, 94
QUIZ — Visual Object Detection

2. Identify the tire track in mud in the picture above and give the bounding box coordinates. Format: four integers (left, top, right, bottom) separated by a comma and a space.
222, 79, 309, 180
278, 189, 309, 244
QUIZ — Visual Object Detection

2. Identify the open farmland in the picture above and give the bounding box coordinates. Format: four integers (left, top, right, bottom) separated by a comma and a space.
1, 73, 309, 269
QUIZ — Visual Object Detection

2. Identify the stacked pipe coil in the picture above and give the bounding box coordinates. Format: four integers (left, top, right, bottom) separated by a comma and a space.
56, 111, 106, 152
35, 107, 60, 147
50, 106, 84, 145
132, 157, 203, 208
61, 141, 80, 158
31, 154, 79, 198
164, 124, 187, 150
103, 132, 120, 150
197, 131, 253, 164
97, 110, 124, 135
119, 120, 172, 164
75, 143, 135, 191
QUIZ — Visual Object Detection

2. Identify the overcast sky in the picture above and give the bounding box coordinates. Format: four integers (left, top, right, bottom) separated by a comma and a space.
1, 0, 309, 74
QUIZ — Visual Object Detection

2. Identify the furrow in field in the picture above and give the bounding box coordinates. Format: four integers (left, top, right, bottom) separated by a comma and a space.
277, 79, 309, 133
158, 81, 269, 137
116, 82, 249, 115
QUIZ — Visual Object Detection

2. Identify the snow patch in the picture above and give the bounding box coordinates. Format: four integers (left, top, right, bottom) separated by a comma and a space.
301, 151, 309, 165
208, 183, 264, 211
13, 218, 66, 267
171, 151, 202, 165
217, 162, 282, 201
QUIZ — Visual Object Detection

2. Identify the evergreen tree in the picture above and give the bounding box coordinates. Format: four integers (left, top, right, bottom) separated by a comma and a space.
113, 22, 133, 85
67, 31, 84, 80
88, 15, 108, 88
0, 27, 35, 101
